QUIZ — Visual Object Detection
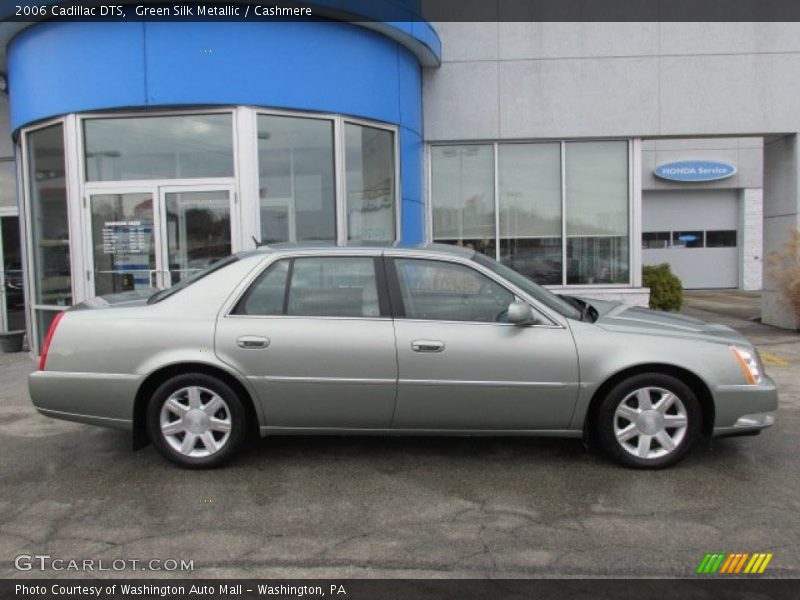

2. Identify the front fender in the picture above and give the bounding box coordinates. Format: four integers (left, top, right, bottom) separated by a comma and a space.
567, 320, 747, 430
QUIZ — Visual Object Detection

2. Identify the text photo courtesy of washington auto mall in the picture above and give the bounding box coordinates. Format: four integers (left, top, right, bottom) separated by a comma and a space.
0, 1, 799, 599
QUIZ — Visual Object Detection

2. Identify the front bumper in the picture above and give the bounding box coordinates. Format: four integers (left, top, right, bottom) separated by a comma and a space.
711, 375, 778, 437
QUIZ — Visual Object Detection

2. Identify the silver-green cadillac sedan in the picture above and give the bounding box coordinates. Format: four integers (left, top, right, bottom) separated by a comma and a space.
29, 243, 777, 469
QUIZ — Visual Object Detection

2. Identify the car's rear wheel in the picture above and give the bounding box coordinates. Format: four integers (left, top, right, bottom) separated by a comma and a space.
595, 373, 702, 469
146, 373, 247, 468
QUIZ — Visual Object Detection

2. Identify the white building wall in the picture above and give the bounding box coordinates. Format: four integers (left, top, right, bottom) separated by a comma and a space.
741, 188, 763, 291
426, 23, 800, 141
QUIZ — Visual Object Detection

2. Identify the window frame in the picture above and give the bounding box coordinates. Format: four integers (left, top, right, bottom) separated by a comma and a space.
426, 139, 634, 288
19, 117, 75, 353
641, 229, 739, 249
227, 253, 392, 320
252, 109, 401, 245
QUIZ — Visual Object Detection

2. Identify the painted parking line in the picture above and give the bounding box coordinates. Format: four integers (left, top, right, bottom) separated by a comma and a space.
760, 351, 790, 367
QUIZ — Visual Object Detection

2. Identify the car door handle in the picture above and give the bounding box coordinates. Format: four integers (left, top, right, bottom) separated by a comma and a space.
236, 336, 270, 349
411, 340, 445, 353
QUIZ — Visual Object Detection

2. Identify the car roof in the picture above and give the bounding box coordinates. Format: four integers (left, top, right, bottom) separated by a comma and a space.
243, 241, 478, 259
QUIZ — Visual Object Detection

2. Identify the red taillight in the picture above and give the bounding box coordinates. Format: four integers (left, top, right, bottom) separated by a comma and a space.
38, 311, 66, 371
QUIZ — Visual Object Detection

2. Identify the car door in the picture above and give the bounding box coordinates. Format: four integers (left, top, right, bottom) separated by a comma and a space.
387, 255, 580, 430
215, 253, 398, 429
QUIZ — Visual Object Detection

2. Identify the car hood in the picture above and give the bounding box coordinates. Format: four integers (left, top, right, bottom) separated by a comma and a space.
71, 289, 155, 310
589, 300, 750, 346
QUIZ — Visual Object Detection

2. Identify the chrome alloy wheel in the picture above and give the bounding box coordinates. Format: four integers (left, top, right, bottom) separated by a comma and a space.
613, 386, 689, 460
159, 386, 232, 458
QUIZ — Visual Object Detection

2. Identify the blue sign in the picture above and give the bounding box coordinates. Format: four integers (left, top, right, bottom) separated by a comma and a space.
654, 160, 736, 182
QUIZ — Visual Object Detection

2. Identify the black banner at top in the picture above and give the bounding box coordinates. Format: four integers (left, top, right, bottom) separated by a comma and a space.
5, 0, 800, 23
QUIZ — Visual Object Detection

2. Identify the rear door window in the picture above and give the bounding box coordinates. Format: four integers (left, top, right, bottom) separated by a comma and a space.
288, 257, 381, 317
232, 256, 386, 318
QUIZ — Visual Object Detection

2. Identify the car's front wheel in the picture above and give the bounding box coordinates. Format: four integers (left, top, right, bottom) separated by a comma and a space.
595, 373, 702, 469
146, 373, 247, 468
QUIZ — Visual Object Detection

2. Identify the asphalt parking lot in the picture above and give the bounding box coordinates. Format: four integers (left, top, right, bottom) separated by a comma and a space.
1, 295, 798, 579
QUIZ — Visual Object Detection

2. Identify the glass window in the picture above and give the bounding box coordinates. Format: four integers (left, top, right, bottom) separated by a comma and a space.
232, 259, 289, 316
287, 257, 380, 318
431, 145, 495, 257
26, 123, 71, 347
705, 230, 737, 248
164, 190, 232, 284
83, 114, 233, 181
565, 141, 629, 284
394, 258, 514, 323
672, 231, 703, 248
345, 124, 396, 242
27, 124, 72, 308
642, 232, 671, 249
2, 215, 26, 331
258, 115, 336, 243
498, 143, 562, 285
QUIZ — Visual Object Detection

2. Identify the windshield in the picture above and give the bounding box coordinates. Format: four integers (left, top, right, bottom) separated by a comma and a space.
147, 255, 240, 304
472, 253, 582, 320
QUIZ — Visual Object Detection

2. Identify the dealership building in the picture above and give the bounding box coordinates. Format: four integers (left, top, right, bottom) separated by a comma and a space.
0, 10, 799, 353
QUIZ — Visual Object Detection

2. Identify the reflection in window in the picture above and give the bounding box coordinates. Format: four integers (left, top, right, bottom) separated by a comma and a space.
165, 191, 232, 284
27, 123, 71, 346
498, 143, 562, 285
566, 141, 629, 284
642, 232, 671, 249
288, 257, 380, 317
672, 231, 703, 248
431, 145, 495, 257
83, 114, 234, 181
394, 259, 513, 322
345, 124, 395, 242
705, 230, 737, 248
258, 115, 336, 243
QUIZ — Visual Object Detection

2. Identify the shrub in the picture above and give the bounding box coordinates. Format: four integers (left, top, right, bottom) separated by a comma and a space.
766, 229, 800, 322
643, 263, 684, 311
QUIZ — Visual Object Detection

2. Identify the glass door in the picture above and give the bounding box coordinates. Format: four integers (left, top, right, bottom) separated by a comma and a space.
0, 215, 26, 332
83, 185, 236, 297
159, 186, 236, 287
86, 191, 161, 296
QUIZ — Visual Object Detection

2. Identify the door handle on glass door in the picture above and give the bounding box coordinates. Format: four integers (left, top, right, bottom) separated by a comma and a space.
411, 340, 445, 353
236, 336, 270, 349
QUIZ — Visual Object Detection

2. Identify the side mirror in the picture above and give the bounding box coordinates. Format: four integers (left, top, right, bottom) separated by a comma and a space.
507, 300, 536, 325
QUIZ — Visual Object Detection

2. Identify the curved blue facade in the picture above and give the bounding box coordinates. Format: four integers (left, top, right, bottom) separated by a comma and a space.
6, 19, 432, 242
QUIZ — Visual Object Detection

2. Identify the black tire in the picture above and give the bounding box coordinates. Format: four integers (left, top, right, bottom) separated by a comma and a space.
595, 373, 702, 469
146, 373, 248, 469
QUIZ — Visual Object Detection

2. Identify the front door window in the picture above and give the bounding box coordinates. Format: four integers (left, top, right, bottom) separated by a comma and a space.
394, 258, 514, 322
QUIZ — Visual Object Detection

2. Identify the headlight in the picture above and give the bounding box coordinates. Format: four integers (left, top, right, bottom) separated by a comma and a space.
730, 346, 763, 385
